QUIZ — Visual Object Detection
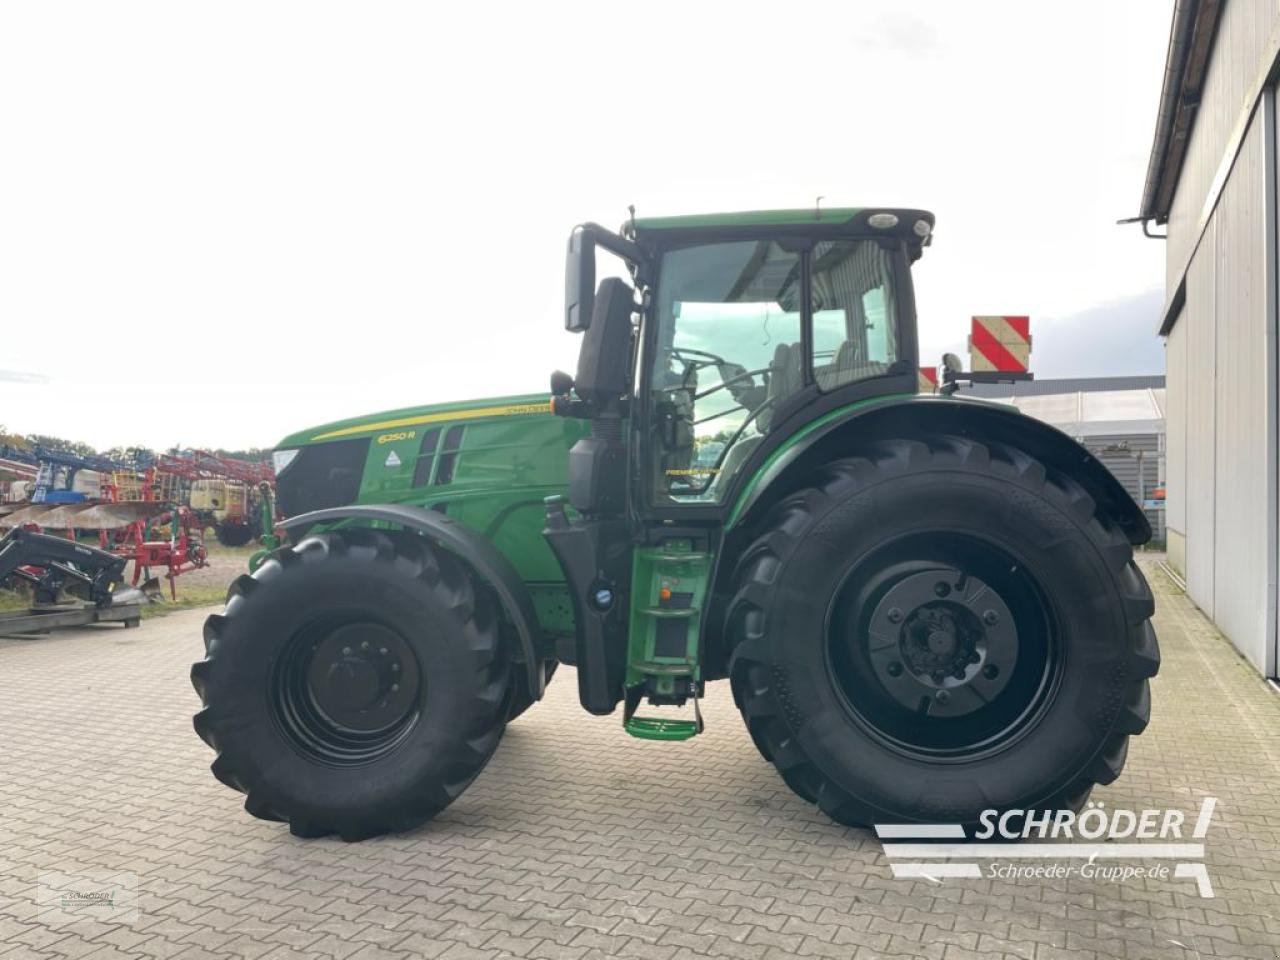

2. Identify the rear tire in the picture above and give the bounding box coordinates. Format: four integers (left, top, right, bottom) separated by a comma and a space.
191, 529, 509, 840
215, 521, 254, 547
727, 435, 1158, 828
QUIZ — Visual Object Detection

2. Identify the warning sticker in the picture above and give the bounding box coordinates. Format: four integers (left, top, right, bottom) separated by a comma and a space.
385, 450, 402, 467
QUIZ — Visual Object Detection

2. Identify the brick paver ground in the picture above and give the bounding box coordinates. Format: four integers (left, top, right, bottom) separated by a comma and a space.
1, 558, 1278, 959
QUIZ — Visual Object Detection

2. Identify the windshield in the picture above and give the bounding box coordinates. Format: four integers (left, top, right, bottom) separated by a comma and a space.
649, 239, 900, 503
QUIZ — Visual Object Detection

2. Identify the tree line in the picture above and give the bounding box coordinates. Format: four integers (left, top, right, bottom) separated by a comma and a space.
0, 425, 266, 464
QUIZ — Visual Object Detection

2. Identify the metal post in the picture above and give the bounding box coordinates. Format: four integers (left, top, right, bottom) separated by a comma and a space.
1264, 85, 1279, 678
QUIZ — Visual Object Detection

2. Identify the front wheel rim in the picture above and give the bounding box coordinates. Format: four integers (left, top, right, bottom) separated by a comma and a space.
827, 532, 1062, 761
272, 617, 423, 765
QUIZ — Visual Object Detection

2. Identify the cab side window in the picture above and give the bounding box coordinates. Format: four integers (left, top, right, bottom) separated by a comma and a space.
811, 241, 898, 391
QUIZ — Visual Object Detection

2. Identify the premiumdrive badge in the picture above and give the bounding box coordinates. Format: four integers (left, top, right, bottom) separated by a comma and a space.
876, 797, 1218, 898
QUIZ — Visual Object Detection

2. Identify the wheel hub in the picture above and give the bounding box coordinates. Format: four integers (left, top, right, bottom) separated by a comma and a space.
867, 566, 1018, 718
303, 622, 419, 735
903, 606, 969, 676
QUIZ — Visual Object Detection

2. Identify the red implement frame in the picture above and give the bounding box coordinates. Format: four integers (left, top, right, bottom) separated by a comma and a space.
111, 506, 208, 599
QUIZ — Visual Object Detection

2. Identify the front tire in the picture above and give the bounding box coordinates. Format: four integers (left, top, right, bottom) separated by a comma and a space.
191, 529, 509, 840
727, 436, 1159, 828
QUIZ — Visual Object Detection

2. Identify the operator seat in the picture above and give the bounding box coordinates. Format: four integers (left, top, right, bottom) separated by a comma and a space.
757, 342, 803, 431
706, 433, 759, 500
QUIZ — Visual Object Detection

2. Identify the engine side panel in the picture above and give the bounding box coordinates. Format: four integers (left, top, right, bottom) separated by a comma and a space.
274, 394, 591, 622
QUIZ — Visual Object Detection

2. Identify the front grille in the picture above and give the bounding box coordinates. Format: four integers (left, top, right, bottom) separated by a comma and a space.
276, 438, 369, 517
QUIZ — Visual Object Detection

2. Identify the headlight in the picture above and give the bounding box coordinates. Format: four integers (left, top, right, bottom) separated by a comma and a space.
271, 448, 300, 476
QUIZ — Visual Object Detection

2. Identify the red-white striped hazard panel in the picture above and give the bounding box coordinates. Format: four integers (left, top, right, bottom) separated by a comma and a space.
968, 316, 1030, 372
918, 366, 938, 393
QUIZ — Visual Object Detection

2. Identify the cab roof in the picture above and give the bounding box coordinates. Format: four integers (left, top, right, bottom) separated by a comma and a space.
629, 207, 935, 245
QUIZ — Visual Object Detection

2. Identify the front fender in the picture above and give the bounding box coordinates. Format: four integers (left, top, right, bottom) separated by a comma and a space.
730, 394, 1151, 545
280, 503, 546, 699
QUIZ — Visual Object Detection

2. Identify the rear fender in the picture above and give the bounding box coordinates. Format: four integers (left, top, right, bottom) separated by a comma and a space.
280, 503, 545, 699
730, 395, 1151, 544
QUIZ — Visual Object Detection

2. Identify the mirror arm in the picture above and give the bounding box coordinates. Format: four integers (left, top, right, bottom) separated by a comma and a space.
939, 368, 1034, 396
576, 222, 647, 269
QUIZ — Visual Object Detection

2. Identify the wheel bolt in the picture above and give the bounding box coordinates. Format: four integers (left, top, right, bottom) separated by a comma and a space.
342, 646, 352, 656
931, 671, 946, 684
983, 610, 999, 625
887, 608, 904, 624
934, 582, 951, 598
935, 689, 950, 704
379, 647, 388, 656
886, 661, 903, 677
390, 683, 399, 692
390, 663, 400, 673
952, 667, 966, 680
983, 664, 1000, 680
361, 641, 370, 651
969, 652, 981, 664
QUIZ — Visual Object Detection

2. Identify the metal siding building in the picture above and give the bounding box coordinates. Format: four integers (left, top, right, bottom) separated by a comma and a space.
1140, 0, 1279, 677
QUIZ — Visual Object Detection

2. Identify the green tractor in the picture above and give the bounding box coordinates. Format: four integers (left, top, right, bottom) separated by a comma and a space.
191, 208, 1158, 840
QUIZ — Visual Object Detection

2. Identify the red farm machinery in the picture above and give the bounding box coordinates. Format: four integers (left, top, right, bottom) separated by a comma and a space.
1, 446, 275, 605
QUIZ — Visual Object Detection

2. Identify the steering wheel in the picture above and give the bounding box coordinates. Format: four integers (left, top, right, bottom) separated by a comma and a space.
670, 346, 768, 408
670, 346, 725, 367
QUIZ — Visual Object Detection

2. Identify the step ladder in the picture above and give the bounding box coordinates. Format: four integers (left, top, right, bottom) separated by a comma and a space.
623, 542, 711, 741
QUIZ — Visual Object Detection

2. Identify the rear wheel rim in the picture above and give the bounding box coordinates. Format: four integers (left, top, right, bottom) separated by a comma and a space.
826, 532, 1062, 761
272, 618, 422, 765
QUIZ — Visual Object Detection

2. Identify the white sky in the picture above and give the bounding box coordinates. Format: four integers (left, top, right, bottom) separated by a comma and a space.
0, 1, 1172, 450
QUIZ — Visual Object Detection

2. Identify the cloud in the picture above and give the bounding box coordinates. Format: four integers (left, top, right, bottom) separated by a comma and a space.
855, 13, 941, 54
920, 289, 1166, 379
0, 1, 1172, 448
1028, 289, 1165, 378
0, 369, 51, 385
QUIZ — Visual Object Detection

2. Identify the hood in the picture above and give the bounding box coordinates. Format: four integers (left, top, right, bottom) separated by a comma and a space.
276, 393, 553, 448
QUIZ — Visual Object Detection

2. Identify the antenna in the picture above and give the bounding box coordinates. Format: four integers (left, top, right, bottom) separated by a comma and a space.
814, 196, 825, 220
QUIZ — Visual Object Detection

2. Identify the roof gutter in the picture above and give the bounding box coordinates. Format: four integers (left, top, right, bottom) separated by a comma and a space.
1138, 0, 1226, 225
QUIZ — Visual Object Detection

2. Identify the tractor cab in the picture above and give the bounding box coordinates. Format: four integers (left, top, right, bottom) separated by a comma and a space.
547, 208, 935, 735
557, 209, 932, 506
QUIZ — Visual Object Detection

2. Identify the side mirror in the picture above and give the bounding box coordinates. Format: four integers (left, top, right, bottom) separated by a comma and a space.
941, 352, 963, 374
550, 370, 574, 396
565, 230, 596, 332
